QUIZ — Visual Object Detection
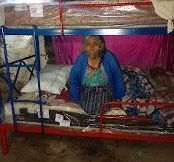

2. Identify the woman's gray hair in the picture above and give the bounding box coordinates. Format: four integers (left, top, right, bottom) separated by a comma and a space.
82, 35, 106, 56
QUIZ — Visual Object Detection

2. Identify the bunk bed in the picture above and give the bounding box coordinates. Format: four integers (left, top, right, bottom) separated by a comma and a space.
0, 0, 174, 155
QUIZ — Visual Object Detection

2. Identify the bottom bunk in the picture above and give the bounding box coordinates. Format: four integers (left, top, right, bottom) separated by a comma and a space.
1, 97, 174, 154
3, 93, 174, 136
1, 108, 174, 155
1, 64, 174, 154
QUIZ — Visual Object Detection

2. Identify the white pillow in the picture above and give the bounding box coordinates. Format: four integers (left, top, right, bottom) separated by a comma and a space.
21, 64, 72, 94
41, 64, 72, 74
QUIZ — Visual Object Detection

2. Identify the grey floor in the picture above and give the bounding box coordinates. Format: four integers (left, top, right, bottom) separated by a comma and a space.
0, 133, 174, 162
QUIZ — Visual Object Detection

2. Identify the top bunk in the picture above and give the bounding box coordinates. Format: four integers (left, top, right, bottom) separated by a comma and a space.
0, 0, 174, 35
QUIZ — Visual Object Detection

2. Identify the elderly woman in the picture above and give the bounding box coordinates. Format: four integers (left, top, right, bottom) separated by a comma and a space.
69, 36, 126, 115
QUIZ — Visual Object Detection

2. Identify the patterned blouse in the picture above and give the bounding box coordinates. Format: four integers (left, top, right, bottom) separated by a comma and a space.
82, 64, 108, 87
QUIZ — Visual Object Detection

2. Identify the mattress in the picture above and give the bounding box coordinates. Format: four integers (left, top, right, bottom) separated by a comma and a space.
0, 0, 166, 28
3, 89, 174, 135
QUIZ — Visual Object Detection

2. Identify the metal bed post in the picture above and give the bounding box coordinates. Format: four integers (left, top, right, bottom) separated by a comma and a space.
0, 91, 3, 123
33, 25, 45, 133
1, 26, 17, 131
0, 124, 9, 155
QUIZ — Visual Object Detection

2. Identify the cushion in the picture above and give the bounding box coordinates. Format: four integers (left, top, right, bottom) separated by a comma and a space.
147, 68, 174, 91
152, 107, 174, 128
21, 64, 72, 94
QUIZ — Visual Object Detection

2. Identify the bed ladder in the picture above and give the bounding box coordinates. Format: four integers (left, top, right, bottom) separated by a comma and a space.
0, 26, 45, 133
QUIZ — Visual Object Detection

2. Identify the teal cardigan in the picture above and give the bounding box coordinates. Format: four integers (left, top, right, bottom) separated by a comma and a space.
69, 50, 126, 103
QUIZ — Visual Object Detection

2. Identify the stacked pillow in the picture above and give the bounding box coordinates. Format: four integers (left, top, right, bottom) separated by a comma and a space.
21, 64, 72, 94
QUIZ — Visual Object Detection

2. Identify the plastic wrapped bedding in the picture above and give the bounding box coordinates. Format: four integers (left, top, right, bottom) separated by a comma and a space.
3, 93, 174, 135
4, 92, 92, 127
4, 93, 87, 116
3, 94, 174, 134
0, 0, 166, 28
0, 35, 48, 87
4, 92, 125, 126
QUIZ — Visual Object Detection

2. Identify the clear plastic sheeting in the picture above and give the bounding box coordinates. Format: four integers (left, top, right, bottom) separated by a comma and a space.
0, 0, 57, 5
0, 36, 48, 86
0, 5, 5, 25
0, 0, 166, 28
3, 100, 174, 136
2, 91, 174, 136
3, 4, 59, 27
62, 3, 166, 29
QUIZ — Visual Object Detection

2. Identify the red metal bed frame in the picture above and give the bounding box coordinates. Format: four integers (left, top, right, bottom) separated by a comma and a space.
58, 0, 153, 34
1, 101, 174, 155
1, 0, 174, 155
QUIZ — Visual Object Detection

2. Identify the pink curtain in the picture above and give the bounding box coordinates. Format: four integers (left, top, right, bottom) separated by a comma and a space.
51, 35, 174, 72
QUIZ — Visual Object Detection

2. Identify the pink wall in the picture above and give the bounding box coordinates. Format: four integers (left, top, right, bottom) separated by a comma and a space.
52, 35, 174, 72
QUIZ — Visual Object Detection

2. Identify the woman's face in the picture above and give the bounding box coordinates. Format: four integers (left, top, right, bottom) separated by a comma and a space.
85, 37, 101, 58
